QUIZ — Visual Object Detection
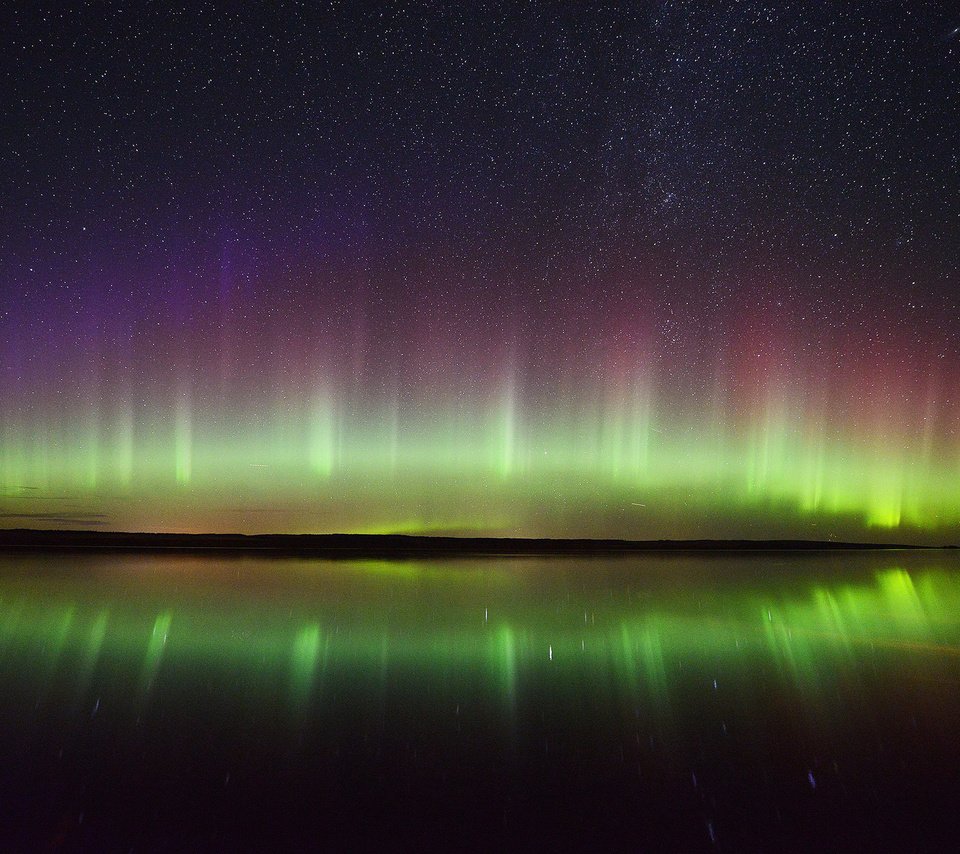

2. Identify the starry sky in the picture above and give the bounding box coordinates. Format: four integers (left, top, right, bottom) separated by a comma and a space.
2, 2, 959, 540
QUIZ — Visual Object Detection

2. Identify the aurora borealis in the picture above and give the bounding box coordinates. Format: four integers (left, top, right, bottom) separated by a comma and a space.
3, 4, 960, 540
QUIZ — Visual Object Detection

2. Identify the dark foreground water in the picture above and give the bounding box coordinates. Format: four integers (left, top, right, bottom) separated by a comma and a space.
1, 551, 959, 851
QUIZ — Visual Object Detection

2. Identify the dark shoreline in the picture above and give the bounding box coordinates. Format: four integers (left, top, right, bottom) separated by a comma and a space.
0, 528, 949, 558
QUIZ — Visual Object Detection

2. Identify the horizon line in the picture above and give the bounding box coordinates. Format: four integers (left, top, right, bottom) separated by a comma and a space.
0, 528, 952, 556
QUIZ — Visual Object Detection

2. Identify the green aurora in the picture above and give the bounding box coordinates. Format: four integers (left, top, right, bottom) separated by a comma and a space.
2, 400, 959, 540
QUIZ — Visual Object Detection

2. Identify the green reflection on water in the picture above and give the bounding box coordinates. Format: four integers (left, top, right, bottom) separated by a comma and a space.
290, 623, 324, 709
140, 611, 172, 698
0, 553, 959, 726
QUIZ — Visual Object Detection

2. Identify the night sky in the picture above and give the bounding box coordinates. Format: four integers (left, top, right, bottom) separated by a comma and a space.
2, 2, 959, 540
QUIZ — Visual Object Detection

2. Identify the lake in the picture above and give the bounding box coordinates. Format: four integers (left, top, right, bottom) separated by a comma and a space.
0, 550, 958, 850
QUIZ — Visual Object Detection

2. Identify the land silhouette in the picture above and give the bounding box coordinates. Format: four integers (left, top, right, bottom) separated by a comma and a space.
0, 528, 944, 557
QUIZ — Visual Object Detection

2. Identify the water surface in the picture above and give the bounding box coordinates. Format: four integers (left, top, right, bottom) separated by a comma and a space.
0, 551, 958, 850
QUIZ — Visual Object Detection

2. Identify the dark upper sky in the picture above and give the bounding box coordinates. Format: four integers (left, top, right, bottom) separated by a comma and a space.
5, 3, 957, 287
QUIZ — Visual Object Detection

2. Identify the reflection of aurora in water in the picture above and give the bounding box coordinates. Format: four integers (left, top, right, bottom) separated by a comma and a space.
4, 552, 960, 849
3, 554, 960, 720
